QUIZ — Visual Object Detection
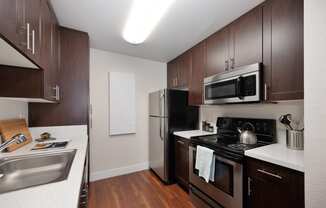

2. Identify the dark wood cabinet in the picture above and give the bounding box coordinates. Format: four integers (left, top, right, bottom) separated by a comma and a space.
24, 0, 41, 63
167, 60, 178, 89
206, 27, 230, 77
177, 51, 191, 88
174, 136, 190, 190
230, 6, 263, 69
167, 52, 191, 89
0, 0, 41, 66
29, 27, 89, 126
40, 0, 59, 101
189, 41, 205, 105
0, 0, 60, 102
0, 0, 24, 51
205, 6, 262, 76
246, 157, 304, 208
263, 0, 304, 101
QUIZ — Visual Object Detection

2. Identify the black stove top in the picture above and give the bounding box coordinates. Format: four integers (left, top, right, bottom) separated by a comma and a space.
191, 117, 276, 156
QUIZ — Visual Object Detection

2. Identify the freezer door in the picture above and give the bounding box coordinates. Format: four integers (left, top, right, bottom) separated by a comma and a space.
149, 116, 168, 182
149, 90, 167, 117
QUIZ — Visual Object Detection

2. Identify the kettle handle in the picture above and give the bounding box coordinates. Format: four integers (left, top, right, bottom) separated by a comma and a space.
242, 122, 256, 132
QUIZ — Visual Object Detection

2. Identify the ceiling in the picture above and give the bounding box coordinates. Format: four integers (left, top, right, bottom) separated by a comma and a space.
50, 0, 264, 62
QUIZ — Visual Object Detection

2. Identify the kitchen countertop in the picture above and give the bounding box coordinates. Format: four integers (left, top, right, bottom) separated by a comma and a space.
245, 143, 304, 172
0, 125, 88, 208
173, 130, 217, 139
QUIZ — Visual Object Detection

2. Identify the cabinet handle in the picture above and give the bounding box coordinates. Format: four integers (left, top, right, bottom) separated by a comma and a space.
248, 177, 252, 196
52, 85, 60, 101
225, 60, 229, 71
32, 29, 35, 54
177, 140, 185, 145
230, 58, 235, 69
257, 169, 282, 179
264, 83, 268, 101
26, 23, 31, 50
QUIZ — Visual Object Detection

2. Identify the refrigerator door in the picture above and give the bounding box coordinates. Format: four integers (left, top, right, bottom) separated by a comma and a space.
149, 116, 168, 182
149, 90, 167, 117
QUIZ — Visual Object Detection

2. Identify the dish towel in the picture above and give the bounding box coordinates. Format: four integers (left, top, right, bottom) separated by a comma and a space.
195, 145, 215, 183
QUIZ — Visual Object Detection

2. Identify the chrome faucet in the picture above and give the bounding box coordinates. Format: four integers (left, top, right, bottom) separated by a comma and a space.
0, 134, 27, 152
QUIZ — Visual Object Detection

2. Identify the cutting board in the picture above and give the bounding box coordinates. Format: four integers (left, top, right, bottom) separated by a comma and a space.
0, 119, 32, 152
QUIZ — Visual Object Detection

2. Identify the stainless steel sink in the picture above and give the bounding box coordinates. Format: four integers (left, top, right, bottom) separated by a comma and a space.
0, 149, 76, 194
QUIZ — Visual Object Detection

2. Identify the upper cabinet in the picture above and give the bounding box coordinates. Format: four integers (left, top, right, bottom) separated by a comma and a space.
0, 0, 60, 102
167, 51, 191, 89
167, 0, 303, 103
189, 41, 206, 106
167, 59, 178, 89
229, 6, 263, 69
263, 0, 304, 101
205, 6, 262, 77
206, 27, 230, 77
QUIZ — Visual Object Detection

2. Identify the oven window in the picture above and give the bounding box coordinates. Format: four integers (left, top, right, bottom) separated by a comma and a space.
211, 158, 234, 196
205, 79, 237, 100
193, 151, 234, 196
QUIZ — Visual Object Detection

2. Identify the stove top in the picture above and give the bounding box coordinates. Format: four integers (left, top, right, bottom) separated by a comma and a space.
191, 134, 272, 155
191, 117, 276, 155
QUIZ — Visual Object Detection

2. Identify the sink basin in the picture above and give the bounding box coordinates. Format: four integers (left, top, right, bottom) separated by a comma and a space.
0, 149, 76, 194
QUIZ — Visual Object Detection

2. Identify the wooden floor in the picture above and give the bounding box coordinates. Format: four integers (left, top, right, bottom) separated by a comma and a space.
88, 170, 196, 208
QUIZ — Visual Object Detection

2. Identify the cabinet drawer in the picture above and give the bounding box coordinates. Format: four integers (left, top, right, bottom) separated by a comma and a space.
246, 157, 295, 183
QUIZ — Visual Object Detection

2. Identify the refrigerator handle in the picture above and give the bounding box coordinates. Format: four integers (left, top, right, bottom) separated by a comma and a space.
159, 91, 165, 140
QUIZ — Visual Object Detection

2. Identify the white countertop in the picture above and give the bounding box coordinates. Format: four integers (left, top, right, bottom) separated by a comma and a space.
173, 130, 217, 139
245, 143, 304, 172
0, 125, 88, 208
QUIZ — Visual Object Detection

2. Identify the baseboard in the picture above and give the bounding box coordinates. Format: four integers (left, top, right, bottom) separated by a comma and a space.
90, 162, 149, 182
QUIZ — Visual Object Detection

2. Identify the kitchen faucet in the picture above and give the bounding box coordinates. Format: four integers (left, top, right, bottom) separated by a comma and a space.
0, 134, 27, 152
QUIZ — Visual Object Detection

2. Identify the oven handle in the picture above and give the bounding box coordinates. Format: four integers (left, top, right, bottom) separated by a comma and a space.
190, 146, 243, 167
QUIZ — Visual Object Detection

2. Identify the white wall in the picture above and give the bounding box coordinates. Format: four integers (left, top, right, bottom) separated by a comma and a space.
89, 48, 166, 181
304, 1, 326, 207
200, 101, 304, 143
0, 100, 28, 121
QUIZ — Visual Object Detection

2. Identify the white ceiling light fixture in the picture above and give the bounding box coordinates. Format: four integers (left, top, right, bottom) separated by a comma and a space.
123, 0, 175, 45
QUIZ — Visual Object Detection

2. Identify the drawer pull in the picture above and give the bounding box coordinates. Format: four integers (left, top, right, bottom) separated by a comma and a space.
257, 169, 282, 179
177, 140, 185, 145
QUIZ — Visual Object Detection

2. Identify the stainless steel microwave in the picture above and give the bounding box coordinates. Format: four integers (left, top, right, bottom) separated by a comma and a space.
204, 63, 262, 104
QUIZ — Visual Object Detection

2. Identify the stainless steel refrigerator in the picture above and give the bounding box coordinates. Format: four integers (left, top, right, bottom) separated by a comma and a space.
149, 89, 198, 183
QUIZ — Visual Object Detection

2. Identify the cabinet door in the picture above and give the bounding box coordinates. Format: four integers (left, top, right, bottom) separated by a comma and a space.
250, 177, 290, 208
0, 0, 25, 51
24, 0, 41, 63
229, 6, 263, 69
206, 27, 229, 77
177, 51, 191, 88
247, 158, 304, 208
189, 41, 205, 106
40, 0, 56, 100
167, 60, 178, 89
264, 0, 303, 101
175, 137, 189, 189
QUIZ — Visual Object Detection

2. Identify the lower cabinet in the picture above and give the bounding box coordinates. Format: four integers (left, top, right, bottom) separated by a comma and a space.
246, 157, 304, 208
174, 136, 190, 190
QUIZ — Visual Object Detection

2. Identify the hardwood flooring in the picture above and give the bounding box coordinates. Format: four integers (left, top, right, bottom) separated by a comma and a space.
88, 170, 196, 208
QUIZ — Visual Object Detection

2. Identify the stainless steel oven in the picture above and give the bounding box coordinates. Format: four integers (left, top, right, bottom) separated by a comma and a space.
189, 146, 243, 208
204, 63, 262, 104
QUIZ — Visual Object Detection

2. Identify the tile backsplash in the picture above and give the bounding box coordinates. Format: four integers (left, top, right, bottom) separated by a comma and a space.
200, 100, 304, 143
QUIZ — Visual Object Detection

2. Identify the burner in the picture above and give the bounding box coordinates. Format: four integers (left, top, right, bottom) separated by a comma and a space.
227, 143, 254, 151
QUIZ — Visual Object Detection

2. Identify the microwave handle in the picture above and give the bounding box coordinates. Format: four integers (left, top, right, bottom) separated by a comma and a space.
236, 76, 244, 100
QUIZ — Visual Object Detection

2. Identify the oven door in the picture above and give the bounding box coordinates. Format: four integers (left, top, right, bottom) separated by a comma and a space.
189, 146, 243, 208
204, 63, 261, 104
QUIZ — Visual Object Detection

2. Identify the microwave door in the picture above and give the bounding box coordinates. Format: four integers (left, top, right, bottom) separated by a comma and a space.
205, 78, 239, 101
